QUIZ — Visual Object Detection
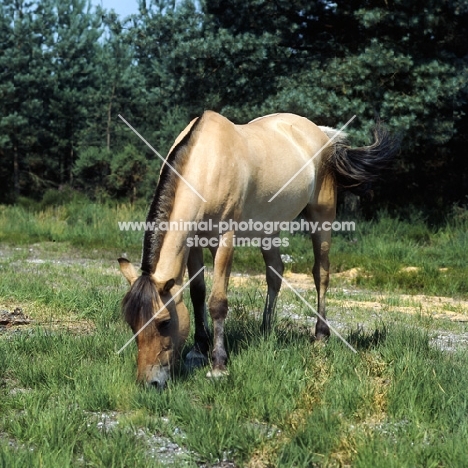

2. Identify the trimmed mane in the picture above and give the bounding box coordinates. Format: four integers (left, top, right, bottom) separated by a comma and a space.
140, 115, 202, 274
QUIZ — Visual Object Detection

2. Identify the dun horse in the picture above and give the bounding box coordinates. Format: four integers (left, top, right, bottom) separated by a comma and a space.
119, 111, 398, 388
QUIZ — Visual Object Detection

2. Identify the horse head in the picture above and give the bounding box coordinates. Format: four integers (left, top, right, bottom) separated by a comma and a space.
118, 258, 190, 389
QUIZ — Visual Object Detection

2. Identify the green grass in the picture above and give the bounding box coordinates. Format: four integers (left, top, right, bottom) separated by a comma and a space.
1, 202, 467, 297
1, 201, 468, 466
2, 317, 468, 466
0, 199, 145, 258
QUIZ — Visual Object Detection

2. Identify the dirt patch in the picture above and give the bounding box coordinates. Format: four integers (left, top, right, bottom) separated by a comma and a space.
229, 273, 265, 287
85, 411, 206, 465
29, 319, 96, 335
230, 270, 468, 322
0, 432, 24, 450
330, 297, 468, 322
334, 267, 366, 279
0, 319, 95, 336
278, 271, 468, 323
0, 298, 95, 337
0, 308, 31, 327
399, 266, 449, 273
432, 331, 468, 352
0, 307, 95, 337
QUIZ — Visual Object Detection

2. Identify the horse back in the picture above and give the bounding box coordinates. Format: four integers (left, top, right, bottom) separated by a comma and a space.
168, 111, 334, 220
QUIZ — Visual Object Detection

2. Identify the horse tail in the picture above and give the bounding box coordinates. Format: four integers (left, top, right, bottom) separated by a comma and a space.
324, 123, 400, 196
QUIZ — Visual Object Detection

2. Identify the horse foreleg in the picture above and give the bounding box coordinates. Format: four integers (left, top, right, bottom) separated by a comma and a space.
260, 238, 284, 334
185, 246, 210, 370
206, 231, 234, 378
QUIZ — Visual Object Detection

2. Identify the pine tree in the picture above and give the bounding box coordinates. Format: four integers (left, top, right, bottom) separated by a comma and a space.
44, 0, 103, 186
0, 0, 49, 200
0, 0, 106, 201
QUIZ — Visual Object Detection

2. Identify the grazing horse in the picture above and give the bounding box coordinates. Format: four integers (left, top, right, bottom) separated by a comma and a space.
119, 111, 398, 388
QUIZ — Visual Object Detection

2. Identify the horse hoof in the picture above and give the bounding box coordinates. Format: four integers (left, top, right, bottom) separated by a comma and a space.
185, 349, 209, 371
206, 368, 229, 379
315, 332, 330, 341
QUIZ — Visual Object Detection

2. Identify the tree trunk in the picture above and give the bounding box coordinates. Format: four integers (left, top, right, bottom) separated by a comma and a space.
107, 84, 116, 151
69, 146, 74, 184
13, 144, 20, 197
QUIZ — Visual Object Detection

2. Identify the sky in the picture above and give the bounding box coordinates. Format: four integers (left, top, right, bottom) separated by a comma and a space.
92, 0, 140, 19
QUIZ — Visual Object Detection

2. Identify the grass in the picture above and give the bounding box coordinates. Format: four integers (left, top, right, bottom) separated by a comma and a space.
2, 317, 468, 466
1, 201, 467, 297
0, 199, 145, 259
1, 200, 468, 466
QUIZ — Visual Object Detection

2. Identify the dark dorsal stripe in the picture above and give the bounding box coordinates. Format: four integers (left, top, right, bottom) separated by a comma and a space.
140, 115, 202, 274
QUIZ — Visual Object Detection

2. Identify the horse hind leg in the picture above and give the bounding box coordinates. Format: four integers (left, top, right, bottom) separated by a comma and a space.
312, 229, 331, 340
185, 246, 210, 370
260, 238, 284, 335
304, 207, 333, 340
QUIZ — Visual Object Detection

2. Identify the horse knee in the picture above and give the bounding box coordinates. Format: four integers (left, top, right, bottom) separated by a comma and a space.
208, 295, 228, 321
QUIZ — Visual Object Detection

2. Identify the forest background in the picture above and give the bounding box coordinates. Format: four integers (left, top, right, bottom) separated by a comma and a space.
1, 0, 467, 216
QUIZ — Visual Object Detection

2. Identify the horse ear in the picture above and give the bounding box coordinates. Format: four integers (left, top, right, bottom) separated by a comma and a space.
118, 258, 138, 285
155, 278, 175, 295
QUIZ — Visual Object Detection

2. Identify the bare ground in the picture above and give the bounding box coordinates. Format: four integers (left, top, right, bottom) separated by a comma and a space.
230, 270, 468, 352
231, 270, 468, 323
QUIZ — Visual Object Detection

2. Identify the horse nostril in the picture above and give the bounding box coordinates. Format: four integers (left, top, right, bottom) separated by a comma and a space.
147, 365, 170, 390
149, 380, 165, 390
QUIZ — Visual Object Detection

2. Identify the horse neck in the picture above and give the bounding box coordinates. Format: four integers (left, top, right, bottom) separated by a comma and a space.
153, 194, 202, 286
153, 229, 190, 286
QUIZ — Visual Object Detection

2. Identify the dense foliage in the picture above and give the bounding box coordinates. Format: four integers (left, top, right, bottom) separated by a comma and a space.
1, 0, 467, 210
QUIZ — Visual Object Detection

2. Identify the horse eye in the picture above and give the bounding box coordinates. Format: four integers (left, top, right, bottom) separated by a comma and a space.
159, 319, 171, 330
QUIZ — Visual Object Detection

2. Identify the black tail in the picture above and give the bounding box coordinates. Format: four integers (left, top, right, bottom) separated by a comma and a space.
328, 124, 400, 196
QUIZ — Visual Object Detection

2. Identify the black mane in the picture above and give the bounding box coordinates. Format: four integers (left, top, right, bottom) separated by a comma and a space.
140, 116, 202, 274
122, 274, 159, 332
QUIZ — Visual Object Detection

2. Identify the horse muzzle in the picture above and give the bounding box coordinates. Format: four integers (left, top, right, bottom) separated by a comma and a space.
146, 364, 171, 390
